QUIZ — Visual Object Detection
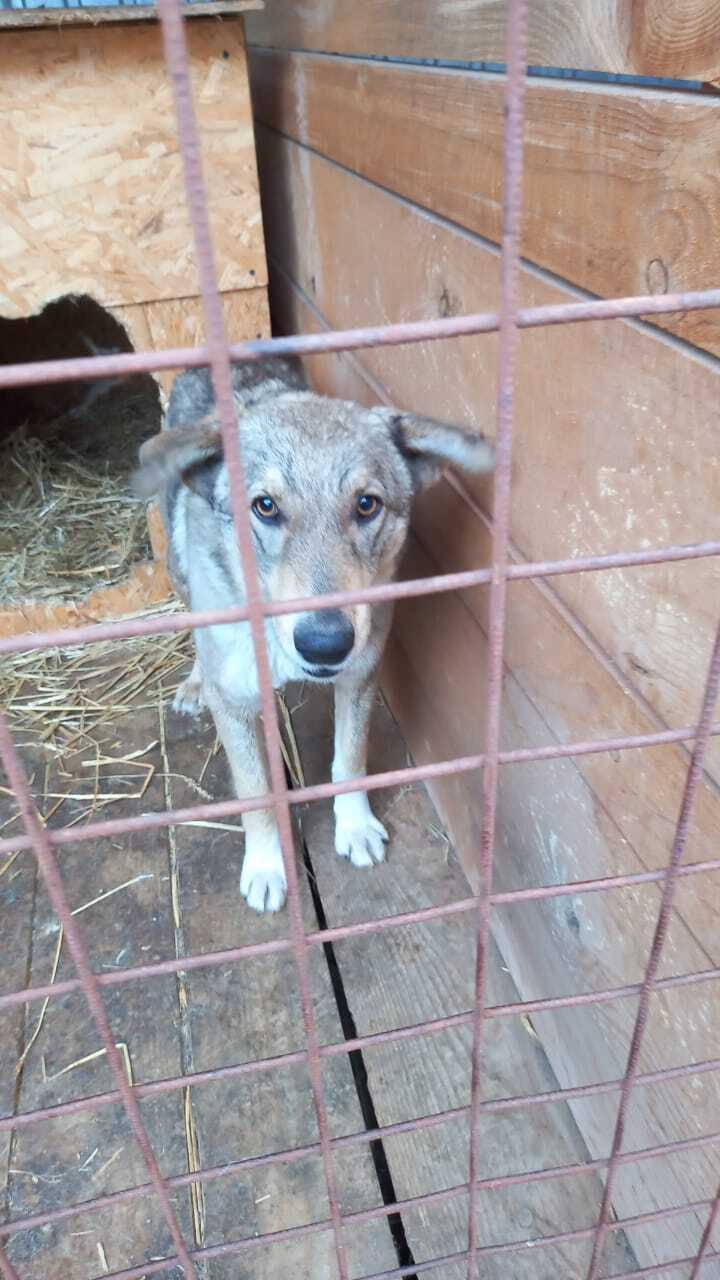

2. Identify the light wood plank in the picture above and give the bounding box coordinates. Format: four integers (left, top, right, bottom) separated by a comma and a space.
256, 127, 720, 786
1, 22, 266, 318
247, 0, 720, 82
162, 688, 398, 1279
3, 705, 192, 1279
250, 50, 720, 356
263, 257, 720, 1273
0, 561, 172, 642
113, 286, 271, 400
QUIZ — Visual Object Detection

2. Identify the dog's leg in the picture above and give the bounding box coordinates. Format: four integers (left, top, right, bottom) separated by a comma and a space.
332, 671, 388, 868
207, 693, 287, 913
172, 657, 207, 716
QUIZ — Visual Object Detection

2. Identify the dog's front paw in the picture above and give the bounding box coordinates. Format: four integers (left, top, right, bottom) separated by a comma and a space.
334, 791, 388, 868
240, 839, 287, 914
172, 670, 207, 717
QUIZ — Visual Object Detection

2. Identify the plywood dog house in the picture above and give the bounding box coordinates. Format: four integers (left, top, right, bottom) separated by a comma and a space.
0, 0, 267, 637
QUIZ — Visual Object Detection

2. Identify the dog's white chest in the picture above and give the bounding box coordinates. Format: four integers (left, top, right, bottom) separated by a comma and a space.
197, 619, 303, 705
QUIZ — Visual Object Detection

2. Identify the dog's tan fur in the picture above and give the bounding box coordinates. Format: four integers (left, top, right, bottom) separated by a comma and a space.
133, 357, 493, 913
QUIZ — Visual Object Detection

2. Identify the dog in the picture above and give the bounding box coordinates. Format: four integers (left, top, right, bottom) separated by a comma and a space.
133, 357, 494, 914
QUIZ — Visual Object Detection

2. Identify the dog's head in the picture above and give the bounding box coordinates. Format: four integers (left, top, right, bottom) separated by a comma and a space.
134, 390, 494, 681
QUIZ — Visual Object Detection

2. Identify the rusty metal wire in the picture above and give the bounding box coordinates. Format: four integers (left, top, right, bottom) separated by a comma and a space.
1, 0, 720, 1275
466, 3, 528, 1274
1, 287, 720, 395
156, 0, 350, 1275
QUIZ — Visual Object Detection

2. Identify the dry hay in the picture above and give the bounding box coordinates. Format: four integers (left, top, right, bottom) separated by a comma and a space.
0, 606, 301, 844
0, 601, 191, 755
0, 602, 197, 851
0, 426, 150, 607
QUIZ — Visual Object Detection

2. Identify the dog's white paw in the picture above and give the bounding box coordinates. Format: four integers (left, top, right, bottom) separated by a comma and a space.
172, 672, 206, 717
240, 840, 287, 914
334, 792, 388, 868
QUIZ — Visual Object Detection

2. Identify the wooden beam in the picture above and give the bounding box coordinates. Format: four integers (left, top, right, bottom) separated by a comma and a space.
250, 49, 720, 357
0, 2, 261, 30
246, 0, 720, 83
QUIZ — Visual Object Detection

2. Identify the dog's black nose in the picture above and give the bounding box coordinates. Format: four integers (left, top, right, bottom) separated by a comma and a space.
293, 610, 355, 668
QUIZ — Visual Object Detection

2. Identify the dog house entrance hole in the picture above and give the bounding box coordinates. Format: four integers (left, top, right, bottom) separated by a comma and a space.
0, 295, 161, 608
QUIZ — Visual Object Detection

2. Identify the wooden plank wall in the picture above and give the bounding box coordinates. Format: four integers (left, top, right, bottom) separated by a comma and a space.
246, 0, 720, 82
246, 4, 720, 1272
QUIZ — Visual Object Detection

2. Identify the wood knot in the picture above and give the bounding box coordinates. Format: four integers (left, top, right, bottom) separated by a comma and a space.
646, 257, 670, 296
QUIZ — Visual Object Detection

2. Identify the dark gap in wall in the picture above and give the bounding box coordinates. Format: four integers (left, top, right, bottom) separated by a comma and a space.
262, 49, 705, 94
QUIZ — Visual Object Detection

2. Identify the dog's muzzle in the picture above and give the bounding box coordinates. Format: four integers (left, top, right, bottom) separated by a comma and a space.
293, 609, 355, 676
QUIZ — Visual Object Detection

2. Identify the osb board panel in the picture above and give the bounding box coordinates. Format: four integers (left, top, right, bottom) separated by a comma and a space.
0, 559, 172, 641
142, 286, 270, 347
250, 50, 720, 357
246, 0, 720, 82
114, 285, 271, 397
1, 21, 267, 319
292, 687, 636, 1279
265, 264, 720, 1272
256, 128, 720, 784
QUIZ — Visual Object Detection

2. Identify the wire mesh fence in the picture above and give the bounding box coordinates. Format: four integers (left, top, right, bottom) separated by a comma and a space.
1, 0, 720, 1276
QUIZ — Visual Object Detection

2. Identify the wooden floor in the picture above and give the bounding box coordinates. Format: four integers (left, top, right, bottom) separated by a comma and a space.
1, 647, 638, 1280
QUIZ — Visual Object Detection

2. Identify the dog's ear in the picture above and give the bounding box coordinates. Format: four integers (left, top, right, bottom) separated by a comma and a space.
388, 411, 495, 492
131, 424, 224, 503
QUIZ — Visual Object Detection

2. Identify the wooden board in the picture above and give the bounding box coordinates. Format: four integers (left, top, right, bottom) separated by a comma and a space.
290, 685, 636, 1279
249, 50, 720, 357
0, 1, 261, 28
246, 0, 720, 83
256, 128, 720, 785
114, 285, 271, 398
1, 21, 266, 318
0, 560, 172, 642
0, 850, 36, 1234
158, 685, 397, 1279
262, 261, 720, 1271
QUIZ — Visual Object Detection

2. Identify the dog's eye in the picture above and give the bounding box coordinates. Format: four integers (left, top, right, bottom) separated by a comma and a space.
356, 494, 382, 520
252, 495, 279, 521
